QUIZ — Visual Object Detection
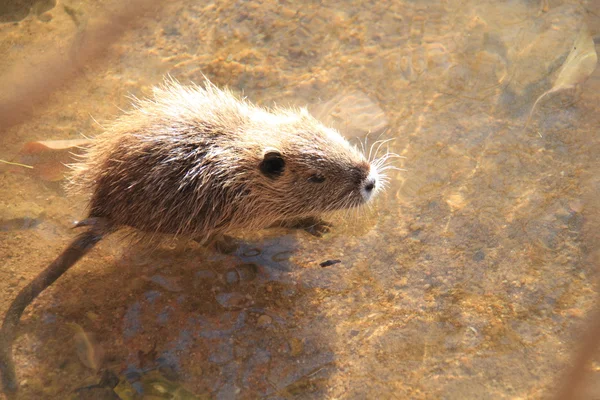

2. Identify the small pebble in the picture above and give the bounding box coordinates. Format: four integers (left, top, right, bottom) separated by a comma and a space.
289, 338, 303, 357
216, 293, 250, 310
257, 315, 272, 327
225, 270, 239, 284
409, 222, 424, 232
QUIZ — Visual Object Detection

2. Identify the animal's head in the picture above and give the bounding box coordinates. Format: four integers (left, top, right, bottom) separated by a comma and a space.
240, 107, 394, 221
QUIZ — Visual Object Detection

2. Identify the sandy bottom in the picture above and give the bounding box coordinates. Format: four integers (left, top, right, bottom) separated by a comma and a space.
1, 0, 599, 398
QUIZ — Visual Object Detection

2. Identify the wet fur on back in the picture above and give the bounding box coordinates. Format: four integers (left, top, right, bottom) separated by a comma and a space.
70, 79, 384, 241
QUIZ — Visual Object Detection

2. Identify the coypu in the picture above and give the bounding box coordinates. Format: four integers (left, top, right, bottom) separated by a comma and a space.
0, 79, 395, 393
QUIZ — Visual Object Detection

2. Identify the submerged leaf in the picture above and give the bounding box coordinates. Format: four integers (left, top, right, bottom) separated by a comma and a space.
19, 138, 92, 181
139, 370, 202, 399
113, 378, 137, 400
20, 138, 93, 153
553, 27, 598, 90
526, 26, 598, 127
309, 91, 389, 139
67, 322, 104, 371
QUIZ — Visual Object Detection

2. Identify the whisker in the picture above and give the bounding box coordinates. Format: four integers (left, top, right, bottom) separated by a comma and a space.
379, 166, 407, 172
371, 152, 402, 171
368, 140, 376, 163
368, 138, 390, 162
372, 138, 396, 162
377, 152, 404, 160
358, 139, 366, 155
373, 128, 389, 143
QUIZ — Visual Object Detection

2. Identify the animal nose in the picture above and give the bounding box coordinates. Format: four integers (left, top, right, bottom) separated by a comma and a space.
364, 179, 376, 192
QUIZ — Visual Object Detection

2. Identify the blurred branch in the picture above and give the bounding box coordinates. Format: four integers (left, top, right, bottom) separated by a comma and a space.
0, 0, 159, 133
554, 300, 600, 400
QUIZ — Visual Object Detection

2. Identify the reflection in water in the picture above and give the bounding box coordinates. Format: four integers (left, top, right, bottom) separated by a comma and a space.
0, 0, 599, 398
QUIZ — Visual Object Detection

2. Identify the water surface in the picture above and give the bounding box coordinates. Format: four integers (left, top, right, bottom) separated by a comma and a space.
1, 0, 599, 398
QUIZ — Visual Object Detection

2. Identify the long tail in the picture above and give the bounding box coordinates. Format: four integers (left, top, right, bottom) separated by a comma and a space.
0, 223, 106, 394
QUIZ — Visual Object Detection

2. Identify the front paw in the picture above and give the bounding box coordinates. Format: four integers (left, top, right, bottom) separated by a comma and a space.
208, 234, 240, 254
295, 217, 333, 237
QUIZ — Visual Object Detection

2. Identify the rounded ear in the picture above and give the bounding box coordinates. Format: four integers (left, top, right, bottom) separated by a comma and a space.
260, 148, 285, 178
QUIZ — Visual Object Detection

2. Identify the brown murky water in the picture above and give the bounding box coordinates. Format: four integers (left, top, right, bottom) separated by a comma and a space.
1, 0, 599, 398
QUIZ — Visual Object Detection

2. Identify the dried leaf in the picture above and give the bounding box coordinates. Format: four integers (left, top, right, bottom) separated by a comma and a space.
20, 138, 93, 153
526, 26, 598, 127
19, 138, 93, 181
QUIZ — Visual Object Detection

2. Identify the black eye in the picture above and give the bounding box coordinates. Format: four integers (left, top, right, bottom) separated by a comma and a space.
260, 151, 285, 178
308, 174, 326, 183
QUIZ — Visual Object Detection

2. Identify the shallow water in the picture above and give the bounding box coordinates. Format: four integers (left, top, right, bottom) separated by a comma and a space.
1, 0, 599, 398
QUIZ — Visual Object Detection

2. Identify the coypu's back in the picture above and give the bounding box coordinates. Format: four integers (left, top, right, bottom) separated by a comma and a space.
70, 79, 385, 240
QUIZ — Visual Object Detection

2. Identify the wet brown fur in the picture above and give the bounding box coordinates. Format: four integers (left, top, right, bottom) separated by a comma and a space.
1, 79, 387, 394
70, 79, 379, 240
